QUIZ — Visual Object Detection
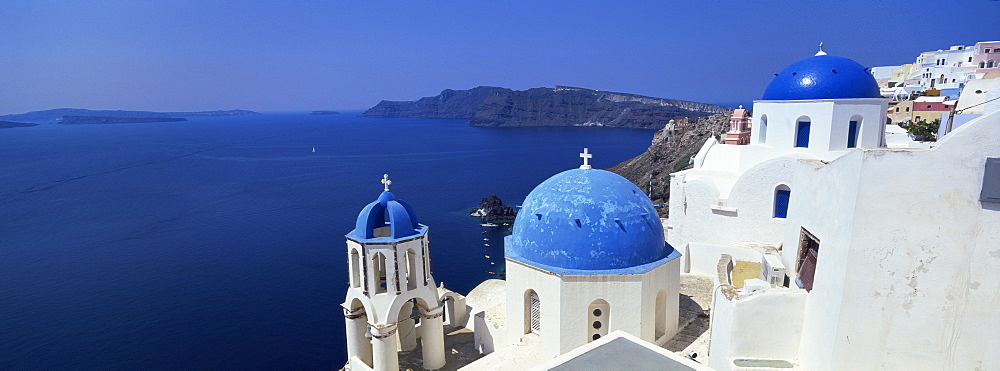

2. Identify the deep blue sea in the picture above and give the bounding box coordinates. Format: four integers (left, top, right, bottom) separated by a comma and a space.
0, 113, 653, 369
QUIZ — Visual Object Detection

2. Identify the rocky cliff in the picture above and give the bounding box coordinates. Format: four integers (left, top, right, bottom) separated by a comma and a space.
608, 113, 732, 216
361, 86, 731, 130
360, 86, 511, 119
471, 86, 731, 129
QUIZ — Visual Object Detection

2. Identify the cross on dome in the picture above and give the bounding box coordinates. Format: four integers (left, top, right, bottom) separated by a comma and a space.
381, 173, 392, 191
580, 148, 593, 169
816, 42, 827, 56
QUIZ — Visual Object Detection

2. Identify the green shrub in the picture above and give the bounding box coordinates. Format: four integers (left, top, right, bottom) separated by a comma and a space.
903, 119, 939, 141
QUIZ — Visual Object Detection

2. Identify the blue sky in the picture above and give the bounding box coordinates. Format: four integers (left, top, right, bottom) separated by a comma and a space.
1, 1, 997, 114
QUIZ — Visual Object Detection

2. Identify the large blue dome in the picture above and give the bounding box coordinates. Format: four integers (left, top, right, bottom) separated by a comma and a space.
762, 55, 880, 100
505, 168, 675, 273
348, 190, 421, 240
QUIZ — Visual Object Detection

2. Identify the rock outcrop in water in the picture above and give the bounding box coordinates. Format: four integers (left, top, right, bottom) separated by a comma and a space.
608, 113, 732, 216
470, 194, 518, 222
361, 86, 731, 130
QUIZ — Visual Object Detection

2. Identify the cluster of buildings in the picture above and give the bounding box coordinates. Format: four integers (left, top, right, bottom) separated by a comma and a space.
338, 45, 999, 370
870, 41, 1000, 136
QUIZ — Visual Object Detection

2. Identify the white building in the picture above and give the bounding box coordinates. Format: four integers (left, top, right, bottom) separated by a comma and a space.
501, 157, 683, 357
668, 47, 1000, 369
670, 49, 887, 275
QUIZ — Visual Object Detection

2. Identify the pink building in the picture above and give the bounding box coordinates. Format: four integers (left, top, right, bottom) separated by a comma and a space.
724, 106, 751, 145
974, 41, 1000, 73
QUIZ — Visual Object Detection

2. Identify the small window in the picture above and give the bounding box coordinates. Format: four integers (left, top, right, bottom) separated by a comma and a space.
986, 48, 992, 53
981, 158, 1000, 203
895, 107, 899, 113
969, 57, 973, 62
906, 107, 910, 112
847, 120, 860, 148
795, 119, 811, 148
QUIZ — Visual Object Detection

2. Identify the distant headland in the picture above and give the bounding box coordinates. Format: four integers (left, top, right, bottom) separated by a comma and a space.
0, 120, 39, 129
57, 116, 188, 125
0, 108, 260, 123
360, 86, 732, 130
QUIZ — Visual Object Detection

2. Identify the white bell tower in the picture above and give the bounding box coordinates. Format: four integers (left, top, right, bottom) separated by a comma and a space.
342, 174, 446, 371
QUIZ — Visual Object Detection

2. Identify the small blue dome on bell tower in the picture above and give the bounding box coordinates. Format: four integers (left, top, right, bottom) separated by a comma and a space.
347, 174, 422, 240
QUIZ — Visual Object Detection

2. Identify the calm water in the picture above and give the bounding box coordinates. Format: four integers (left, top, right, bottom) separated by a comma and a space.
0, 113, 653, 369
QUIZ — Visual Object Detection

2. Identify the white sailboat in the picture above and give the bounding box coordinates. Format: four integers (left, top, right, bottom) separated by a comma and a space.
312, 146, 316, 153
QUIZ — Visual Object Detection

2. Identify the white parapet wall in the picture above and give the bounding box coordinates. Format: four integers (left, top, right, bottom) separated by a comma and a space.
709, 286, 807, 370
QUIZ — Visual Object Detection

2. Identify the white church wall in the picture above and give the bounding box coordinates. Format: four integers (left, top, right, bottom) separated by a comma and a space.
774, 112, 1000, 369
669, 157, 799, 275
777, 151, 864, 369
827, 100, 888, 151
556, 275, 647, 355
809, 112, 1000, 370
708, 288, 807, 370
505, 260, 563, 358
751, 101, 833, 152
751, 99, 887, 159
504, 258, 681, 359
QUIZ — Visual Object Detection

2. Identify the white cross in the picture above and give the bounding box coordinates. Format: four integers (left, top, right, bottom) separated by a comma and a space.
579, 148, 593, 169
816, 41, 827, 56
381, 173, 392, 191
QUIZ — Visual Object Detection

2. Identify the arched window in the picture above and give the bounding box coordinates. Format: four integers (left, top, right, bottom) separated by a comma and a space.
981, 61, 987, 69
758, 114, 768, 144
848, 116, 862, 148
795, 117, 811, 148
588, 299, 609, 342
350, 249, 362, 288
988, 60, 996, 69
372, 252, 388, 294
405, 248, 418, 290
654, 289, 667, 339
525, 290, 540, 334
774, 185, 791, 218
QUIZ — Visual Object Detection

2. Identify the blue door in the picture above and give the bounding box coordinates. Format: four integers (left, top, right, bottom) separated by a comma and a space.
847, 120, 859, 148
774, 189, 790, 218
796, 121, 810, 148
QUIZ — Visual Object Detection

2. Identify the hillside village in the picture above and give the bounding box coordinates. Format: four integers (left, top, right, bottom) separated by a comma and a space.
870, 41, 1000, 138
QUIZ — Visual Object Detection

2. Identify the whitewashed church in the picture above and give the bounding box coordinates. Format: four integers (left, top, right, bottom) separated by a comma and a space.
339, 46, 1000, 370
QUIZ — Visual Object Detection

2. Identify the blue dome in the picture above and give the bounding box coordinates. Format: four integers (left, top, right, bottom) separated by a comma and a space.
505, 168, 674, 272
762, 55, 880, 100
348, 190, 421, 240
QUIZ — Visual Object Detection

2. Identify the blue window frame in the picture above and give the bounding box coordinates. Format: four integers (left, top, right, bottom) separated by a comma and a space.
774, 188, 791, 218
847, 120, 859, 148
796, 121, 810, 148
